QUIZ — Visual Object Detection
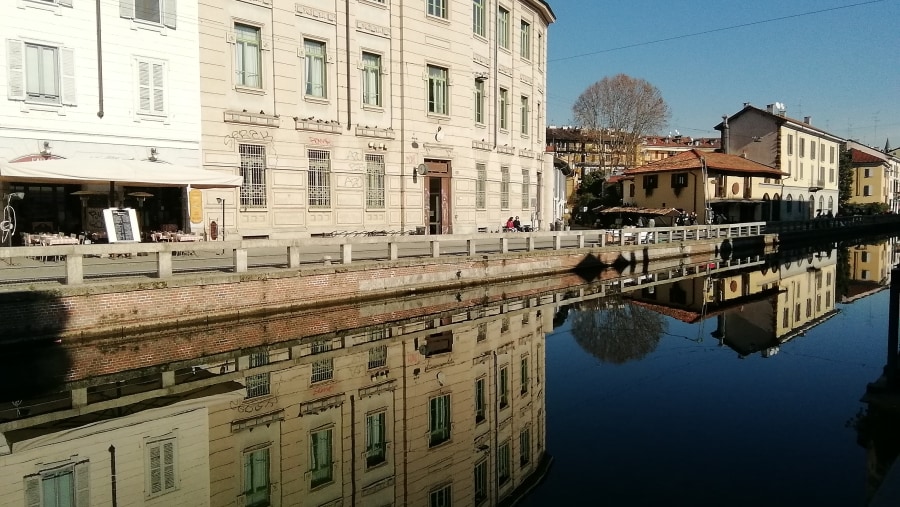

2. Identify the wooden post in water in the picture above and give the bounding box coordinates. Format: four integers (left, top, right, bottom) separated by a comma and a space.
887, 265, 900, 387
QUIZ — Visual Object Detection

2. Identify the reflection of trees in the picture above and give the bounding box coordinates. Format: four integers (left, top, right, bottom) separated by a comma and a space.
570, 296, 666, 364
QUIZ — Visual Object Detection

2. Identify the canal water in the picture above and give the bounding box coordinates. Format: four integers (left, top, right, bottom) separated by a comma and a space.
1, 237, 897, 506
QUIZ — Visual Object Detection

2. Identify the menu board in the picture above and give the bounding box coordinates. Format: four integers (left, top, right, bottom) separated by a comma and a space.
103, 208, 141, 243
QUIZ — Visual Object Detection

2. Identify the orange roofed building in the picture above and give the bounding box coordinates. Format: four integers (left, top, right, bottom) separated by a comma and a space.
622, 149, 786, 224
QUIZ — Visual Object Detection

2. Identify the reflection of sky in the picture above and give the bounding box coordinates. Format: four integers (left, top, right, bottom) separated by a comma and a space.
523, 290, 887, 507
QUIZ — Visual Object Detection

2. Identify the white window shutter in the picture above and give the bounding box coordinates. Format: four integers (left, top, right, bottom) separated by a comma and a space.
163, 0, 177, 29
6, 40, 25, 100
152, 63, 165, 114
138, 60, 151, 112
119, 0, 134, 19
59, 0, 73, 6
74, 461, 90, 507
60, 47, 77, 105
163, 440, 176, 490
23, 475, 41, 507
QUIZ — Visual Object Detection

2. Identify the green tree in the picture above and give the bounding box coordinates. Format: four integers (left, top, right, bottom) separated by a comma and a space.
570, 296, 666, 364
838, 147, 853, 212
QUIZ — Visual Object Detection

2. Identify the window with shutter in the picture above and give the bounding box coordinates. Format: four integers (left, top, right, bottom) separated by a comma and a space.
22, 460, 89, 507
146, 436, 178, 497
121, 0, 177, 29
8, 40, 75, 106
136, 58, 166, 116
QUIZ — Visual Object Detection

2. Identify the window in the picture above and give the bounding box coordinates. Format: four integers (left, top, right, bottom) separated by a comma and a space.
136, 58, 166, 116
7, 41, 76, 106
520, 96, 529, 135
245, 352, 270, 398
863, 185, 871, 197
830, 146, 835, 163
243, 448, 270, 507
310, 340, 333, 383
361, 52, 381, 106
498, 440, 511, 485
146, 437, 177, 497
671, 173, 688, 188
810, 141, 816, 160
475, 377, 486, 423
519, 20, 531, 59
499, 88, 509, 130
477, 322, 487, 341
520, 356, 529, 394
862, 269, 870, 280
135, 0, 161, 23
121, 0, 176, 28
537, 32, 543, 69
476, 163, 487, 209
864, 168, 871, 178
367, 329, 388, 369
861, 252, 870, 262
473, 0, 485, 36
799, 138, 805, 158
366, 154, 385, 209
537, 413, 543, 451
427, 65, 448, 115
499, 366, 509, 408
310, 428, 333, 487
474, 460, 488, 504
474, 79, 485, 124
521, 169, 530, 209
497, 7, 510, 49
427, 0, 447, 18
429, 394, 451, 446
304, 39, 327, 98
787, 134, 793, 155
239, 144, 266, 207
308, 149, 331, 208
365, 411, 387, 467
642, 174, 658, 190
714, 175, 725, 198
235, 24, 261, 88
430, 484, 452, 507
519, 427, 531, 467
500, 166, 510, 209
24, 461, 89, 507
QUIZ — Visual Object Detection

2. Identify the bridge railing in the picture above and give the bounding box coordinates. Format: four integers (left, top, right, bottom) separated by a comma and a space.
0, 222, 767, 286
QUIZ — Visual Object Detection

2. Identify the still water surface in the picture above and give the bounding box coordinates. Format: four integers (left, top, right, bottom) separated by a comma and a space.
1, 239, 896, 506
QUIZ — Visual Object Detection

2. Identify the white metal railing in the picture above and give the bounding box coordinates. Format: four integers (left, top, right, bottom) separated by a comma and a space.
0, 223, 771, 287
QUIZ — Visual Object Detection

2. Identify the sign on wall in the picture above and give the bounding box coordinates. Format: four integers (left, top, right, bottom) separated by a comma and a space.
103, 208, 140, 243
189, 189, 203, 224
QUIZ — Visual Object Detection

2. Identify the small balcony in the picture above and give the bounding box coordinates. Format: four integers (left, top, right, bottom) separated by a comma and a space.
809, 179, 825, 192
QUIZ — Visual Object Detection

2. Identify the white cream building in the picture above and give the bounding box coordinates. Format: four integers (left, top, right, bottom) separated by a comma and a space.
0, 0, 203, 235
198, 0, 556, 238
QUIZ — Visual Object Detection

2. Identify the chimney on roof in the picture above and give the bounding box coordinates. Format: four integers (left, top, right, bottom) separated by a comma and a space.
803, 116, 811, 124
721, 115, 730, 154
766, 104, 776, 114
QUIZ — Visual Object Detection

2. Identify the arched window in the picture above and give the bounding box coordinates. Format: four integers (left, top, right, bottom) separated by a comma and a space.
786, 195, 793, 213
828, 196, 834, 214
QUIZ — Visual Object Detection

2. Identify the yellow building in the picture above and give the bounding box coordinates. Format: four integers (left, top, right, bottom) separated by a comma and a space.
847, 145, 894, 208
622, 149, 786, 224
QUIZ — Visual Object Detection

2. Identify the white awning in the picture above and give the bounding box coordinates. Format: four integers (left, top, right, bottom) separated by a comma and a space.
0, 158, 242, 189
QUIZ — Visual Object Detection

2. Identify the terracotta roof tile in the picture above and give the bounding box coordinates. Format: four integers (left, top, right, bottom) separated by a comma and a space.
850, 149, 886, 164
624, 149, 786, 177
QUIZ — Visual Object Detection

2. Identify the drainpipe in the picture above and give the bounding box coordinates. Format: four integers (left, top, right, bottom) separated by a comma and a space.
108, 445, 118, 507
345, 0, 352, 131
399, 0, 406, 233
700, 157, 710, 224
95, 0, 104, 118
492, 0, 499, 149
349, 394, 357, 505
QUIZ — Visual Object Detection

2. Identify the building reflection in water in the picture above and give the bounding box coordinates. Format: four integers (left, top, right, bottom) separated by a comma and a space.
0, 279, 553, 507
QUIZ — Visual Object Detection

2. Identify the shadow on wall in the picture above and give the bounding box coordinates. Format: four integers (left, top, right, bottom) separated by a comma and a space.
0, 291, 71, 404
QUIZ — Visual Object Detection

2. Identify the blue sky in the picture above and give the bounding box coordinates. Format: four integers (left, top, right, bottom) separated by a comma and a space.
545, 0, 900, 150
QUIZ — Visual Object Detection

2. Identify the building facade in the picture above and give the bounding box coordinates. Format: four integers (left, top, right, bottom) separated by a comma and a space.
845, 140, 900, 213
0, 0, 203, 236
199, 0, 555, 239
717, 103, 843, 220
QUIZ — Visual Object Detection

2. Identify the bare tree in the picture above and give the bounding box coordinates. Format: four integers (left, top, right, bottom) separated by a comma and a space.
572, 74, 670, 170
569, 296, 666, 364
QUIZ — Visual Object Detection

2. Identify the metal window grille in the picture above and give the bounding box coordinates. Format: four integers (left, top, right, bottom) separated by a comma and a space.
368, 344, 387, 369
245, 352, 270, 398
310, 340, 333, 383
308, 150, 331, 208
500, 166, 510, 209
476, 164, 487, 209
521, 169, 530, 209
239, 144, 267, 207
366, 154, 386, 209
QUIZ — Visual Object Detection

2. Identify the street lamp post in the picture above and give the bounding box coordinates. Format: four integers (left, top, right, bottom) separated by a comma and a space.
216, 198, 225, 241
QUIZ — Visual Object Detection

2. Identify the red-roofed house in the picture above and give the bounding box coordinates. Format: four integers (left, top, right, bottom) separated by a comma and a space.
622, 149, 786, 223
845, 139, 900, 212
